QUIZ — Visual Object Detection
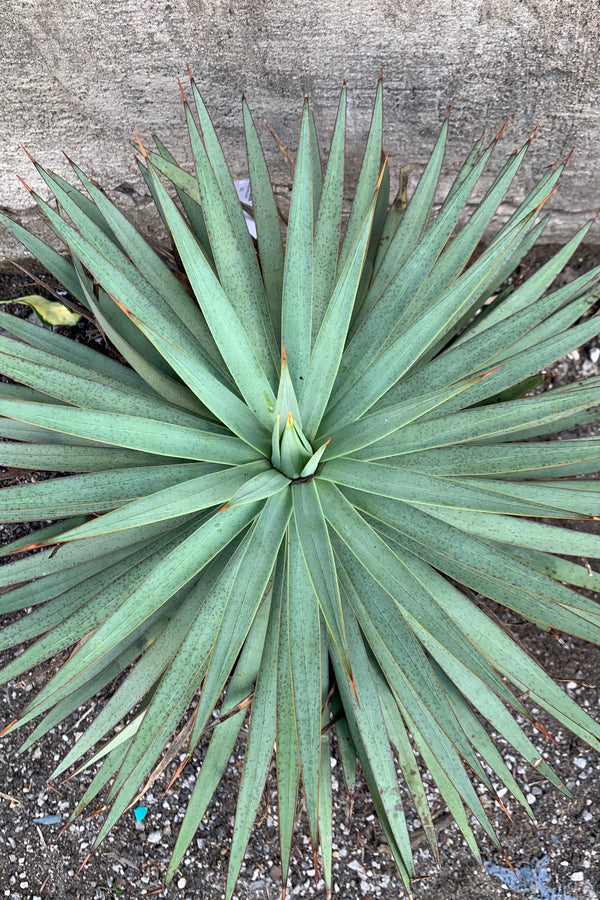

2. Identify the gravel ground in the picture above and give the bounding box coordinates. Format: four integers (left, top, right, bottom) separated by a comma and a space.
0, 252, 599, 900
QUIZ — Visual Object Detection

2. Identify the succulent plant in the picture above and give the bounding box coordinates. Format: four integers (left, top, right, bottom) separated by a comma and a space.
0, 76, 599, 897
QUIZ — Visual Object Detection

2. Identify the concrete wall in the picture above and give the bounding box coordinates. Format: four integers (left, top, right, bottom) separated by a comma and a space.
1, 0, 600, 261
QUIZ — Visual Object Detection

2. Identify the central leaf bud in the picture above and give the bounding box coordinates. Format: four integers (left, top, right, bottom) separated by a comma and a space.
271, 347, 331, 480
272, 410, 313, 479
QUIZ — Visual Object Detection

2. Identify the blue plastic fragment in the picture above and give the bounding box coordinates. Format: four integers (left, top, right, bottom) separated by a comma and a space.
33, 814, 61, 826
134, 806, 148, 822
484, 856, 578, 900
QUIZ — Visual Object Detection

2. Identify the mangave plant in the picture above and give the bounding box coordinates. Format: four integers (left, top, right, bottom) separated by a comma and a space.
0, 76, 599, 897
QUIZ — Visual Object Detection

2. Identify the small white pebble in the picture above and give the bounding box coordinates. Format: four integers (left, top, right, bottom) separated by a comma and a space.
566, 681, 578, 690
573, 757, 587, 769
526, 793, 536, 804
147, 831, 162, 844
177, 877, 187, 889
590, 347, 600, 363
570, 871, 584, 882
348, 859, 365, 874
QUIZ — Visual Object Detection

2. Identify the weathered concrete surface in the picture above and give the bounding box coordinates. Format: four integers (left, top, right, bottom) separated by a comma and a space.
1, 0, 600, 261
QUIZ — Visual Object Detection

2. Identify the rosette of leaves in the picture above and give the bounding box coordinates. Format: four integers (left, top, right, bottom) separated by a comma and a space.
0, 77, 599, 897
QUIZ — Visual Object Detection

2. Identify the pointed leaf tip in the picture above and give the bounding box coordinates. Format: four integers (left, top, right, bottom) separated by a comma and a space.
0, 719, 17, 738
76, 851, 94, 876
177, 78, 188, 104
133, 129, 148, 159
534, 185, 558, 212
21, 146, 36, 165
533, 721, 558, 744
376, 158, 389, 192
500, 850, 517, 875
349, 674, 359, 704
16, 175, 33, 193
480, 364, 504, 378
163, 754, 190, 793
112, 297, 135, 317
495, 796, 513, 821
494, 118, 510, 143
7, 541, 40, 554
528, 121, 541, 144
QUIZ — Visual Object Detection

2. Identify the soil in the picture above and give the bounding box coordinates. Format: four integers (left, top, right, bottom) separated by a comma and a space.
0, 251, 599, 900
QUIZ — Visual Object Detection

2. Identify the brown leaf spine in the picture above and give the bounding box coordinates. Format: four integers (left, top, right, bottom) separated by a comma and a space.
494, 118, 510, 143
132, 129, 148, 159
